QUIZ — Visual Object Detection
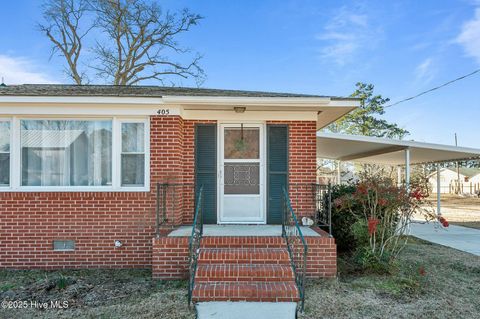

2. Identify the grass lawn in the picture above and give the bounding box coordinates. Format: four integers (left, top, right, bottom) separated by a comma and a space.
1, 238, 479, 319
0, 270, 194, 319
426, 194, 480, 210
301, 237, 480, 319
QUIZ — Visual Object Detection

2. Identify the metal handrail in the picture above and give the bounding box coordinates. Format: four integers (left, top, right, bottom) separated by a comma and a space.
313, 183, 332, 236
187, 185, 204, 307
281, 186, 308, 313
288, 183, 332, 236
155, 183, 195, 237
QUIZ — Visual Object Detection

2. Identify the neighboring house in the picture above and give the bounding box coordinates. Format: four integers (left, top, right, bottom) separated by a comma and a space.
0, 84, 358, 307
316, 164, 357, 185
429, 167, 480, 194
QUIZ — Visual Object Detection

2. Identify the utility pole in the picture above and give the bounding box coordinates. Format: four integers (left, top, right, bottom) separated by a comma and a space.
455, 133, 460, 194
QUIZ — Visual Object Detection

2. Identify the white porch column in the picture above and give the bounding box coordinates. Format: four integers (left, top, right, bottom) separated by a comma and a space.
337, 160, 341, 185
397, 166, 402, 187
436, 164, 442, 216
404, 148, 411, 192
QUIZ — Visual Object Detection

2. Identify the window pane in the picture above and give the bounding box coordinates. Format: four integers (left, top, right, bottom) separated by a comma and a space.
121, 154, 145, 186
0, 153, 9, 186
224, 162, 259, 194
0, 121, 9, 186
122, 123, 145, 152
0, 121, 9, 152
21, 120, 112, 186
224, 128, 259, 159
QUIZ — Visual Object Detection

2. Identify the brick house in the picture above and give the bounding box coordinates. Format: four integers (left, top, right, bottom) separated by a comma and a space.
0, 85, 359, 310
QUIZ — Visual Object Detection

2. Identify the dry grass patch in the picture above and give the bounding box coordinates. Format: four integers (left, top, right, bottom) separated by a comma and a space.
1, 239, 479, 319
0, 269, 194, 319
449, 221, 480, 230
300, 238, 480, 319
426, 194, 480, 210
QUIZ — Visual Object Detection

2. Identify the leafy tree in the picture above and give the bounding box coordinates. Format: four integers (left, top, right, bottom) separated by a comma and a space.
327, 82, 409, 139
38, 0, 204, 85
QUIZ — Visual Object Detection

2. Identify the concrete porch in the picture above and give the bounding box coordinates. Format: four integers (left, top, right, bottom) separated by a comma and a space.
168, 225, 322, 237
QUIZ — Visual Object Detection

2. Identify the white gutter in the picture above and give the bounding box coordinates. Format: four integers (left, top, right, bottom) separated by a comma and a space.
161, 95, 359, 107
0, 95, 360, 108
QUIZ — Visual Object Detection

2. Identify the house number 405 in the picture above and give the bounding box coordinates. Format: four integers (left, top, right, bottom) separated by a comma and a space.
157, 109, 170, 115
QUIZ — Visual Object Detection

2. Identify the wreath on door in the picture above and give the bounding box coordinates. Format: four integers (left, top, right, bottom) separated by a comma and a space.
234, 124, 247, 152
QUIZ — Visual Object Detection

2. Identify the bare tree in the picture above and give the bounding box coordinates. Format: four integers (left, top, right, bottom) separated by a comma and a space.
38, 0, 204, 86
38, 0, 92, 84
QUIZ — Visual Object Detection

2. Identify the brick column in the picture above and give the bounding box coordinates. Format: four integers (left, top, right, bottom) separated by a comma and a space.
150, 116, 185, 225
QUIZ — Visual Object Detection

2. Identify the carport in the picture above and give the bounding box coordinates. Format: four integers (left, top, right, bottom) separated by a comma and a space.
316, 132, 480, 215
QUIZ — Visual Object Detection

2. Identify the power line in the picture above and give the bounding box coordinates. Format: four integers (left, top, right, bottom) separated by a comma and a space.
385, 68, 480, 108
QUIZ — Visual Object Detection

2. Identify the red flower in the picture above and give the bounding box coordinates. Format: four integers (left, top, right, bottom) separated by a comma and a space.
410, 188, 424, 200
378, 198, 388, 207
357, 184, 368, 195
368, 218, 379, 235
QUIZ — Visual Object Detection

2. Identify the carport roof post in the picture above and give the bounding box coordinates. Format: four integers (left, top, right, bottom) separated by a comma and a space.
405, 148, 411, 192
437, 164, 442, 216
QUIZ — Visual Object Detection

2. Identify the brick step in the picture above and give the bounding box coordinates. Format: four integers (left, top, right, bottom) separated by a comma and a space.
192, 282, 300, 302
198, 248, 290, 265
200, 236, 286, 248
195, 264, 295, 282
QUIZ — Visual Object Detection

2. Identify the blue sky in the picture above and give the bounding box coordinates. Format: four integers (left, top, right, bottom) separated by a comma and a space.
1, 0, 480, 148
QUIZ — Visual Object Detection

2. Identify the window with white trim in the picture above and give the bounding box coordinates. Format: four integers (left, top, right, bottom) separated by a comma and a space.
0, 117, 149, 191
121, 122, 146, 187
0, 121, 10, 186
21, 119, 112, 187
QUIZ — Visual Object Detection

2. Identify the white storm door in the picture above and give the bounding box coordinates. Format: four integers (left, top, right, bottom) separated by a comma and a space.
218, 124, 265, 224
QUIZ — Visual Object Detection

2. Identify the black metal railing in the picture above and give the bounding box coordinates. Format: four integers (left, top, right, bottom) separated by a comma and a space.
289, 183, 332, 236
314, 183, 332, 236
281, 186, 308, 313
187, 185, 204, 307
155, 183, 195, 237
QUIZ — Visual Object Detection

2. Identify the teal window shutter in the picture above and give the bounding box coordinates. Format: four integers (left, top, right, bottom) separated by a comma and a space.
267, 125, 288, 224
195, 124, 217, 224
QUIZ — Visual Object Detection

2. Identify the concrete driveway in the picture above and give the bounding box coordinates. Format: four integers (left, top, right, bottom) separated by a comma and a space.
409, 222, 480, 256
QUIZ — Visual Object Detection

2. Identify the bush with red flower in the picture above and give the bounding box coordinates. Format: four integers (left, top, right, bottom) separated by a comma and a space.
334, 171, 436, 272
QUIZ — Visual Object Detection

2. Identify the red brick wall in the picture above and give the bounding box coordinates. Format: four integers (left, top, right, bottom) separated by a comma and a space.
152, 237, 189, 279
306, 228, 337, 278
0, 192, 154, 269
0, 117, 319, 270
0, 115, 182, 269
151, 116, 185, 225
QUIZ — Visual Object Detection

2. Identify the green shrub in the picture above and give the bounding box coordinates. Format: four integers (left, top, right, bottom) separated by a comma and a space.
331, 172, 436, 273
325, 184, 361, 252
353, 246, 395, 274
55, 275, 74, 290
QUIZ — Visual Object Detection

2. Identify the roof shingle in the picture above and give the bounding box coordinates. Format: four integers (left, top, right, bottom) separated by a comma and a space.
0, 84, 354, 99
